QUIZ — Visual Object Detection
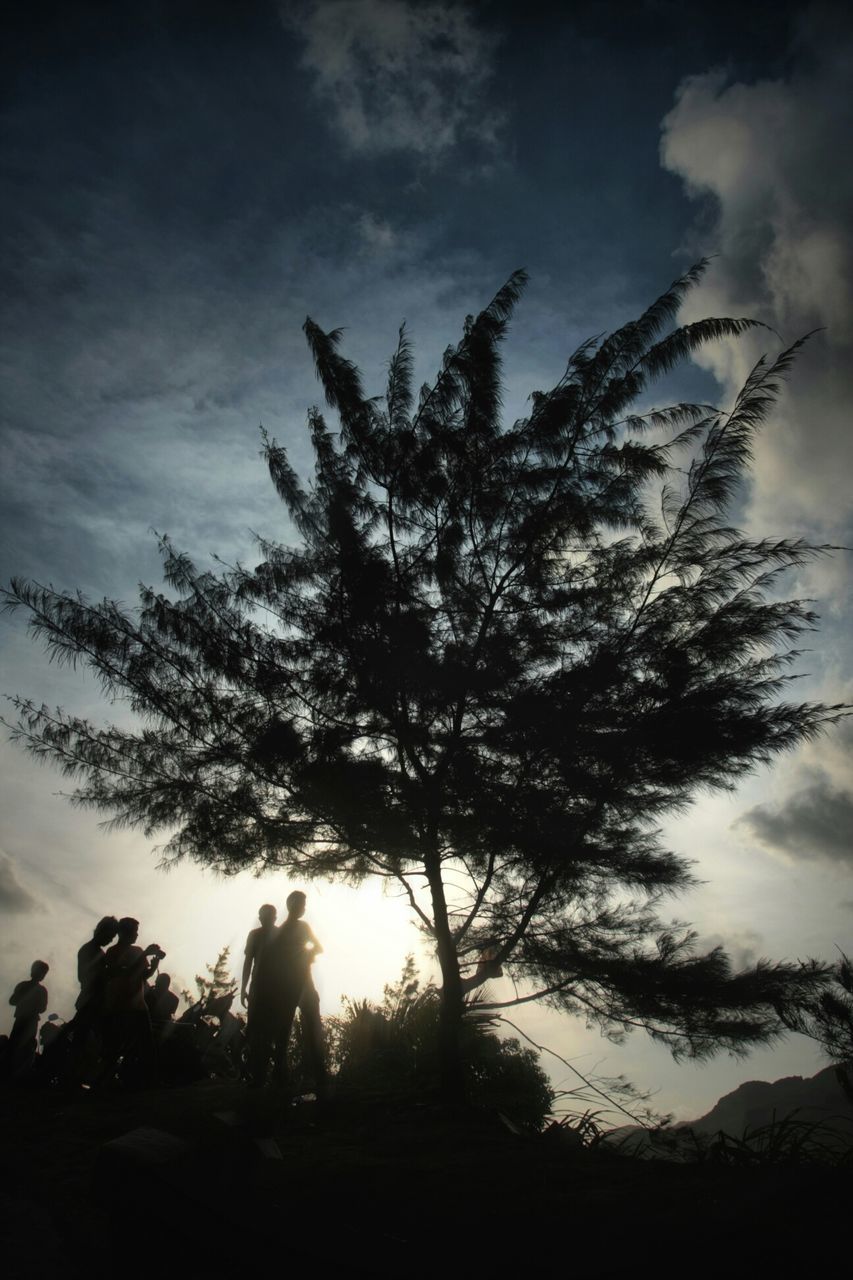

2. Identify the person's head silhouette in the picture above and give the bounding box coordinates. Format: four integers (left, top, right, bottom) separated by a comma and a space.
30, 960, 49, 981
93, 916, 119, 946
258, 903, 277, 927
285, 891, 306, 919
116, 917, 139, 942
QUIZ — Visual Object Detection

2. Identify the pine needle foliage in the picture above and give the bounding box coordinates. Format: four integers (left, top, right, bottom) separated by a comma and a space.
3, 261, 845, 1089
780, 952, 853, 1102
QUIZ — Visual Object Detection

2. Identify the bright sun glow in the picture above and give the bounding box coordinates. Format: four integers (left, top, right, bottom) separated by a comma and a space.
139, 864, 433, 1014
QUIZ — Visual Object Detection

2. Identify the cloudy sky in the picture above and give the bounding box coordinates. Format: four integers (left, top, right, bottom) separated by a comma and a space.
1, 0, 851, 1120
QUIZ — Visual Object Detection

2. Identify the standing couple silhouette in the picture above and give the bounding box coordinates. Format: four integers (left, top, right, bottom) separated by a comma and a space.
242, 890, 326, 1094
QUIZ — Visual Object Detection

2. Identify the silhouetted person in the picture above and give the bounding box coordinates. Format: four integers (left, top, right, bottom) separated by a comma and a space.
77, 916, 119, 1014
269, 891, 326, 1096
241, 903, 277, 1008
65, 915, 119, 1077
39, 1014, 64, 1053
243, 904, 279, 1086
207, 992, 244, 1076
145, 973, 179, 1040
100, 918, 162, 1087
27, 918, 118, 1089
4, 960, 49, 1078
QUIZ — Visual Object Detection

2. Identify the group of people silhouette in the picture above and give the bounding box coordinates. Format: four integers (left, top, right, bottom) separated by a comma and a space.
1, 890, 326, 1094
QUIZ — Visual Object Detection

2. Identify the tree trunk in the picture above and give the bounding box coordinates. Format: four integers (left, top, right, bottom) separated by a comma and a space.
425, 852, 466, 1103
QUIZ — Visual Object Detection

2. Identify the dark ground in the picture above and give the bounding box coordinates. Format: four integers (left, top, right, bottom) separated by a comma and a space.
1, 1080, 850, 1278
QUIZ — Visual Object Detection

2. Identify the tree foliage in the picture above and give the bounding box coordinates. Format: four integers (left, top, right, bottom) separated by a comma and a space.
4, 260, 845, 1086
780, 952, 853, 1102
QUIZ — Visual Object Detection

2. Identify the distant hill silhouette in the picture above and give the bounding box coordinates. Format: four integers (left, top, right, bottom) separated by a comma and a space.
610, 1063, 853, 1152
688, 1063, 853, 1135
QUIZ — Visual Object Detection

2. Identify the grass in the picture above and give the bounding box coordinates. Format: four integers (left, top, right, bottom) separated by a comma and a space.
2, 1077, 852, 1277
609, 1111, 853, 1167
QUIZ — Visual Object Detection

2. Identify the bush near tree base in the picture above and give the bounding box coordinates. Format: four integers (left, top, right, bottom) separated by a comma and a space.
324, 958, 554, 1131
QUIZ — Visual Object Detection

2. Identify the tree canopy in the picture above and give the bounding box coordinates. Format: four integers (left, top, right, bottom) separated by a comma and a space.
4, 260, 844, 1091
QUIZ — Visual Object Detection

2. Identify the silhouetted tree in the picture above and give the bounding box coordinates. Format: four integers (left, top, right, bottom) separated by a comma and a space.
182, 946, 237, 1013
4, 262, 844, 1096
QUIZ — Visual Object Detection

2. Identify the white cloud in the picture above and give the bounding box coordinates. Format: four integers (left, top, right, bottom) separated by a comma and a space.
0, 851, 42, 915
661, 6, 853, 903
660, 7, 853, 541
282, 0, 502, 160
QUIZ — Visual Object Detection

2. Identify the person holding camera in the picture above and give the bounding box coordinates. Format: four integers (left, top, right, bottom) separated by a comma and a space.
100, 917, 164, 1087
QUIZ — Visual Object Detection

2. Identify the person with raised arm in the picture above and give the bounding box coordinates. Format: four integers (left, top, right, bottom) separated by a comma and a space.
269, 891, 327, 1097
100, 917, 163, 1086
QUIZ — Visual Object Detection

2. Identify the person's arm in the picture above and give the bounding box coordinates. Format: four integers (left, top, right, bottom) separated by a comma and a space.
142, 944, 163, 980
118, 945, 155, 984
305, 926, 323, 961
241, 933, 255, 1006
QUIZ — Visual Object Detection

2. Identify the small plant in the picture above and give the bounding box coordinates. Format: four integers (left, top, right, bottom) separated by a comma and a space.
543, 1109, 612, 1149
181, 946, 238, 1014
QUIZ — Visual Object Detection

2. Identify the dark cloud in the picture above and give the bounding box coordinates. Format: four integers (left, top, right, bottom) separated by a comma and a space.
0, 853, 42, 914
738, 774, 853, 867
283, 0, 502, 161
